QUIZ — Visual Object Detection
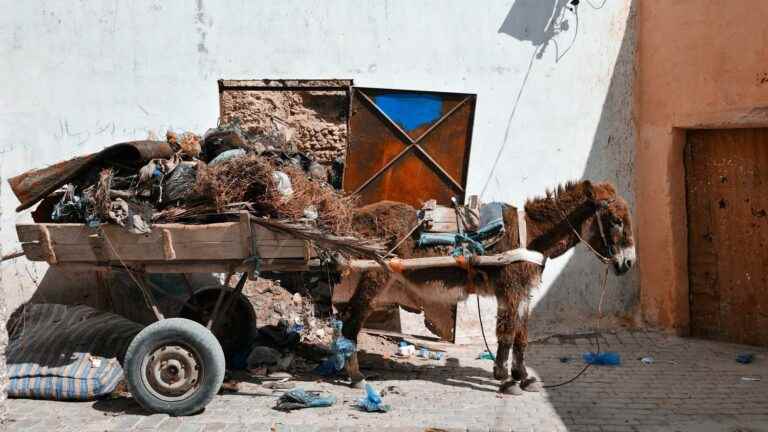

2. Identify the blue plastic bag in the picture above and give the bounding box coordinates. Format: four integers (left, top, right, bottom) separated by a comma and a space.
583, 351, 621, 365
275, 388, 337, 411
358, 383, 391, 412
478, 351, 495, 360
314, 320, 356, 376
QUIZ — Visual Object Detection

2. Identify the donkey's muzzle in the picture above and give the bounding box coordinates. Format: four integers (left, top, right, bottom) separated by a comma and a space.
612, 246, 636, 275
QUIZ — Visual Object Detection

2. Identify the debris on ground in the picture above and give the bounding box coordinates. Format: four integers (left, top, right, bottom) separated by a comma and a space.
380, 385, 405, 397
263, 381, 295, 390
583, 351, 621, 365
396, 341, 416, 358
357, 383, 391, 413
416, 347, 444, 360
640, 356, 655, 365
242, 277, 334, 348
477, 351, 494, 361
219, 379, 241, 394
247, 346, 284, 370
314, 320, 356, 376
274, 388, 337, 411
736, 353, 755, 364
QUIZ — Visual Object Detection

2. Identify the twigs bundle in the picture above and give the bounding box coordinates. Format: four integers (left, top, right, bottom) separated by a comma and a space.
247, 216, 386, 259
195, 154, 272, 212
260, 165, 358, 236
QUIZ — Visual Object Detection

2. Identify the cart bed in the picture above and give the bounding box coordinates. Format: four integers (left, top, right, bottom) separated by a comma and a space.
16, 212, 315, 273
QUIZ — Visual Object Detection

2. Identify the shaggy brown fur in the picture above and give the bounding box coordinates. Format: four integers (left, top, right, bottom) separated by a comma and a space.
340, 180, 635, 394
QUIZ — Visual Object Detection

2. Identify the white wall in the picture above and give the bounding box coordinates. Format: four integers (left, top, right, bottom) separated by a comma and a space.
1, 0, 637, 318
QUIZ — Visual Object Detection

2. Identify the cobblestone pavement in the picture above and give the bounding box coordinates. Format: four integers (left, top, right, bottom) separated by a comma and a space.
5, 330, 768, 431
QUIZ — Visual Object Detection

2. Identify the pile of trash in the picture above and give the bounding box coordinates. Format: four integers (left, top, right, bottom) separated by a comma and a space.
13, 120, 356, 237
242, 277, 334, 346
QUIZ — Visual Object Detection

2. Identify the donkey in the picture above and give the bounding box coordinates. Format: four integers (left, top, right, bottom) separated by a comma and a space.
338, 180, 635, 394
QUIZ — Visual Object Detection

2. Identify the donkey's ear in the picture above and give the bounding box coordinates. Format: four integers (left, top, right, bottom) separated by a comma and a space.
583, 180, 595, 200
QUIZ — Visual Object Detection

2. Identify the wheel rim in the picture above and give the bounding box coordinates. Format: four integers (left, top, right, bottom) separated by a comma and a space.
140, 344, 203, 402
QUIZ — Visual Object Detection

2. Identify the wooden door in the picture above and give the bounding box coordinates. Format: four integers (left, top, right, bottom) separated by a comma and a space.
343, 87, 476, 207
686, 128, 768, 346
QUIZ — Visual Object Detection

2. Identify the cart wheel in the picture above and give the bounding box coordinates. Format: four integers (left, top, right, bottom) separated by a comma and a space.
124, 318, 225, 416
179, 286, 256, 361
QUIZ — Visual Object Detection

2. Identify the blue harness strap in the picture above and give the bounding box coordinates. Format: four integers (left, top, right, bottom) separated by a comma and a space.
417, 202, 505, 255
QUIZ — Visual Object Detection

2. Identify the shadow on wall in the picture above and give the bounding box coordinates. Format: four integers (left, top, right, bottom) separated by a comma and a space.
498, 0, 574, 60
480, 0, 581, 199
489, 0, 638, 321
532, 1, 640, 320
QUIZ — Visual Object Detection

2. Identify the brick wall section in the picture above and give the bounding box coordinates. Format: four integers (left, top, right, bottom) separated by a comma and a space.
219, 89, 348, 165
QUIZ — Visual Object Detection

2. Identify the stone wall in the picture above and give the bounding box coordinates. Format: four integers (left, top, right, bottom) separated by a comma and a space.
219, 89, 348, 164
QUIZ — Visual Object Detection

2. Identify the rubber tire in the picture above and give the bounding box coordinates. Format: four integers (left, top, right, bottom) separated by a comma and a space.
124, 318, 225, 416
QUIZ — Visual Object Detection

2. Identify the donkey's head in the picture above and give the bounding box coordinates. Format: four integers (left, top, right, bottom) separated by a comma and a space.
581, 182, 636, 275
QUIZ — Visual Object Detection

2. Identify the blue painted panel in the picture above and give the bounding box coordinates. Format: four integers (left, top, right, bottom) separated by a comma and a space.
373, 93, 443, 133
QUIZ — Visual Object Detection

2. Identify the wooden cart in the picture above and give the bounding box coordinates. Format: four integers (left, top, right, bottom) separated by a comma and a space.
16, 211, 319, 416
16, 209, 543, 415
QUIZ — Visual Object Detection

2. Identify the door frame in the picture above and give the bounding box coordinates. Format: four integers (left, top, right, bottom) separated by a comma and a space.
664, 107, 768, 335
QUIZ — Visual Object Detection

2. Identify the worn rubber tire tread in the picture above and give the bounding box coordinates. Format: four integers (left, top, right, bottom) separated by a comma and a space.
124, 318, 225, 416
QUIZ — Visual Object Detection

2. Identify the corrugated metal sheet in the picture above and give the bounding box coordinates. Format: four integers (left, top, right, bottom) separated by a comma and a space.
9, 140, 173, 211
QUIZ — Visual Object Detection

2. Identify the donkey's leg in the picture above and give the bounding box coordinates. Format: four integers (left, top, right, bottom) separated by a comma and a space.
340, 272, 385, 388
511, 296, 542, 392
493, 296, 514, 381
496, 293, 523, 395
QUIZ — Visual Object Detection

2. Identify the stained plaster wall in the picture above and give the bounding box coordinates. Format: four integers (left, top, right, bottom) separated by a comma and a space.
0, 1, 637, 340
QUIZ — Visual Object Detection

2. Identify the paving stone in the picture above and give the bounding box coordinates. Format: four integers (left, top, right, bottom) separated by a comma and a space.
177, 423, 205, 432
111, 414, 145, 430
136, 414, 172, 429
5, 333, 768, 431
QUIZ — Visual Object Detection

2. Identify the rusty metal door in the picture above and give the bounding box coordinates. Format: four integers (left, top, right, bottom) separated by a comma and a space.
343, 88, 476, 206
686, 128, 768, 346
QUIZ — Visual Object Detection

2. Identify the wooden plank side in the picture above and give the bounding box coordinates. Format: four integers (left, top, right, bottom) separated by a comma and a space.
26, 239, 308, 261
22, 242, 98, 262
18, 221, 244, 245
100, 222, 243, 245
18, 216, 313, 263
687, 128, 768, 346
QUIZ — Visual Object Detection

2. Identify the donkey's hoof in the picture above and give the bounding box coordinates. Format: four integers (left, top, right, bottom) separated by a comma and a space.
350, 379, 367, 389
511, 369, 523, 382
521, 377, 542, 392
493, 365, 509, 381
499, 380, 523, 396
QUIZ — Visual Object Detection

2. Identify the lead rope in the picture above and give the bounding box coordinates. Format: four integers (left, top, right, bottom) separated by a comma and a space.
543, 264, 609, 389
476, 264, 609, 389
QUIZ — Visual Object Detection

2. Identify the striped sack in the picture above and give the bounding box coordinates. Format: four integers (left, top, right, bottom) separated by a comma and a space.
7, 303, 143, 401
